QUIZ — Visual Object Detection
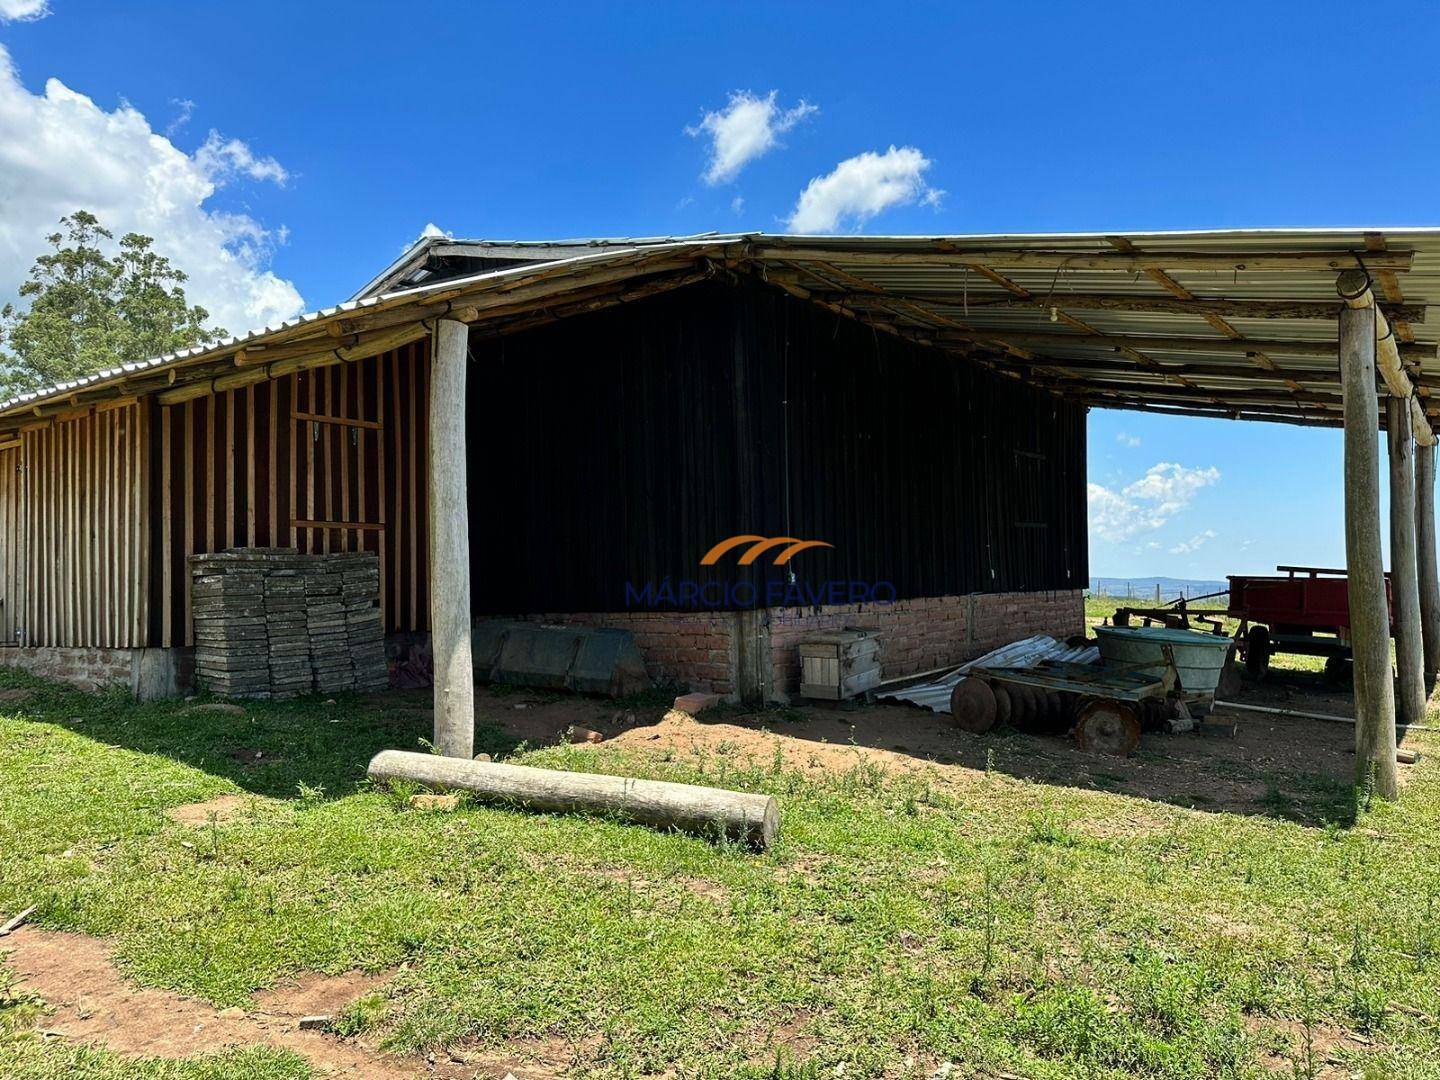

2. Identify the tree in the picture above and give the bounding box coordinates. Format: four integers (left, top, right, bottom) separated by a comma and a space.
0, 211, 227, 398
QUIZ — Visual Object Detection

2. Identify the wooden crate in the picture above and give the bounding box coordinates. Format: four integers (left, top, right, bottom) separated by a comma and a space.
798, 629, 882, 701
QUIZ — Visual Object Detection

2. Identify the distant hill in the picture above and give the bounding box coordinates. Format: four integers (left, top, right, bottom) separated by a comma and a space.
1088, 576, 1229, 601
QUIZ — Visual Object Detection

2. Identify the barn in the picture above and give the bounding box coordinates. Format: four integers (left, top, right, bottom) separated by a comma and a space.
0, 230, 1436, 785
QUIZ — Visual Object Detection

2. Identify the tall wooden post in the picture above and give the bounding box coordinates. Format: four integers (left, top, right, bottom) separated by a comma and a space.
1337, 271, 1398, 800
1387, 396, 1425, 726
1417, 441, 1440, 688
429, 318, 474, 758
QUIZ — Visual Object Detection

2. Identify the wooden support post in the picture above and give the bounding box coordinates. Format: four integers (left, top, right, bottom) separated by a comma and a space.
428, 318, 474, 758
1417, 441, 1440, 688
1388, 396, 1426, 726
1337, 273, 1399, 800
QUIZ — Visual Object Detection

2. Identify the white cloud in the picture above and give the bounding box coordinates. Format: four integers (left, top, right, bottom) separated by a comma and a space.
1170, 529, 1218, 556
1116, 432, 1141, 448
687, 90, 816, 185
165, 98, 196, 138
786, 145, 943, 233
731, 196, 745, 216
0, 45, 303, 338
0, 0, 49, 22
193, 131, 288, 185
1088, 462, 1221, 543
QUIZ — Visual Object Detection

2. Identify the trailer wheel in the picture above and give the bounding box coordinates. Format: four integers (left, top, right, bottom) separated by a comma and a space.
950, 677, 997, 734
1075, 699, 1142, 756
1323, 654, 1353, 686
1245, 626, 1272, 679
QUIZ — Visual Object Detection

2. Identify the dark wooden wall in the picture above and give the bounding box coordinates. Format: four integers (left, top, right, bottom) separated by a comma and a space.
467, 279, 1087, 614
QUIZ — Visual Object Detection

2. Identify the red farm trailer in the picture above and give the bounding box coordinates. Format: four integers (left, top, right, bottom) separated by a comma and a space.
1228, 565, 1394, 680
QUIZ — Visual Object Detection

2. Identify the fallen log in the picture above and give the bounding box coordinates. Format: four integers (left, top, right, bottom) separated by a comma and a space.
367, 749, 779, 850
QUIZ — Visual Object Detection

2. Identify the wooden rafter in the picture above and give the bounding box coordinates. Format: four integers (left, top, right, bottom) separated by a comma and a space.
933, 328, 1434, 363
754, 244, 1413, 273
996, 352, 1440, 392
956, 256, 1238, 411
1104, 235, 1318, 415
807, 288, 1423, 324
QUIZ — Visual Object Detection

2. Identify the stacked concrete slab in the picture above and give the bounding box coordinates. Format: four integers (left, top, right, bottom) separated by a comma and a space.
190, 563, 271, 697
190, 548, 388, 698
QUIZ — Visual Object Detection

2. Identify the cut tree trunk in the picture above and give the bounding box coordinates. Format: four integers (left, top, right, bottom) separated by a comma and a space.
429, 319, 474, 758
368, 749, 780, 850
1417, 443, 1440, 686
1388, 396, 1426, 726
1336, 285, 1400, 800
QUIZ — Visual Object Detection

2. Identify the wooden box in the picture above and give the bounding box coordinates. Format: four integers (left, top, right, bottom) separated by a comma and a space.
798, 629, 882, 701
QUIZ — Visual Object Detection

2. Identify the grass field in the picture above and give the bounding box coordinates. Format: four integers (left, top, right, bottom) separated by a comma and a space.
1085, 592, 1330, 674
1, 669, 1438, 1078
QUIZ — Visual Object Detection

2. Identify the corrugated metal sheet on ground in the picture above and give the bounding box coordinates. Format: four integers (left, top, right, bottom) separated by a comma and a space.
877, 634, 1100, 713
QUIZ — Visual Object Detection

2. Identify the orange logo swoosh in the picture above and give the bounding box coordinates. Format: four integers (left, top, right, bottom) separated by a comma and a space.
700, 535, 834, 566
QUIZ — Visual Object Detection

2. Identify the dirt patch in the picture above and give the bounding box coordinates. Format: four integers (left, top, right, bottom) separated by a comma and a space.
253, 968, 394, 1019
1249, 1015, 1368, 1077
3, 925, 609, 1078
472, 668, 1396, 823
458, 1033, 601, 1079
473, 691, 649, 749
165, 794, 251, 827
1, 926, 436, 1076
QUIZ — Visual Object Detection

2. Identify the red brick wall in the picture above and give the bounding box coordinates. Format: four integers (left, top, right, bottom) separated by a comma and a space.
483, 589, 1082, 700
767, 590, 1085, 697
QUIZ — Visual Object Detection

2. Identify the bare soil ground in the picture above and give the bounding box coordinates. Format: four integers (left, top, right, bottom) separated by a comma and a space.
4, 923, 616, 1078
2, 926, 451, 1078
454, 667, 1387, 822
165, 792, 251, 826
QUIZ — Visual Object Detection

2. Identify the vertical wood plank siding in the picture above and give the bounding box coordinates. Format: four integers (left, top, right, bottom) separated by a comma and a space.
153, 343, 430, 645
467, 280, 1087, 614
0, 403, 148, 646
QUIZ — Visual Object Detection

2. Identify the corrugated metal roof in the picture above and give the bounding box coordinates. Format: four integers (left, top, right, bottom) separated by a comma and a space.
876, 634, 1101, 713
0, 241, 696, 415
7, 227, 1440, 429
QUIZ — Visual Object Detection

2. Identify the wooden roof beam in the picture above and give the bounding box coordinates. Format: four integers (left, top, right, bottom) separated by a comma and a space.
997, 352, 1440, 390
1105, 235, 1321, 414
1338, 268, 1436, 446
831, 290, 1424, 323
942, 254, 1256, 413
755, 245, 1413, 272
1081, 398, 1344, 429
934, 327, 1436, 362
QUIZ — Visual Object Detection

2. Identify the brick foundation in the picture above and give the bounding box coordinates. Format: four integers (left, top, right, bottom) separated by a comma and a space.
0, 646, 191, 699
767, 590, 1085, 698
479, 589, 1083, 701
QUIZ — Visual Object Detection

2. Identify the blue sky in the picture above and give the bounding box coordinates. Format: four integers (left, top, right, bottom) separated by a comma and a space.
1, 1, 1437, 581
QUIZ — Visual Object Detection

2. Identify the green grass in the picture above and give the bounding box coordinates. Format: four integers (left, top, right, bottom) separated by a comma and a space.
2, 671, 1439, 1077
